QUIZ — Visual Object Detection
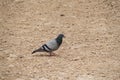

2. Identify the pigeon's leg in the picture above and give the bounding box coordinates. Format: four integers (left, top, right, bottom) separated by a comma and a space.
52, 53, 56, 56
49, 52, 52, 56
49, 52, 55, 56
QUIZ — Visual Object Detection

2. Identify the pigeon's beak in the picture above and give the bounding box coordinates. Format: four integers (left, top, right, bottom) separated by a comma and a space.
63, 35, 65, 38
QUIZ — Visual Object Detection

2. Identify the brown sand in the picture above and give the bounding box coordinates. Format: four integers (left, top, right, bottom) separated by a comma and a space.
0, 0, 120, 80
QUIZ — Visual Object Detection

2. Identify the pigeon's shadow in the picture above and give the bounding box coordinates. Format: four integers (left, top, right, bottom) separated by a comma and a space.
32, 54, 60, 57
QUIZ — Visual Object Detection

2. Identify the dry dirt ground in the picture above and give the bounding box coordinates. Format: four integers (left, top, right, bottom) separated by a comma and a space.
0, 0, 120, 80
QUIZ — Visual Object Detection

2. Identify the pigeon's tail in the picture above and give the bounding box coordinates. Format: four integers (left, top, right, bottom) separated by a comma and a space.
32, 48, 43, 54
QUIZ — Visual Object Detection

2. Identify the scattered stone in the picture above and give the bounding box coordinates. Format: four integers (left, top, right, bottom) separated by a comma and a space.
18, 55, 24, 59
37, 25, 39, 26
60, 14, 65, 16
72, 24, 75, 25
71, 57, 79, 61
91, 51, 96, 54
96, 38, 99, 41
0, 55, 4, 59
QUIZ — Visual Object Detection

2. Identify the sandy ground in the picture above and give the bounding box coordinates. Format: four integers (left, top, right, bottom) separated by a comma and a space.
0, 0, 120, 80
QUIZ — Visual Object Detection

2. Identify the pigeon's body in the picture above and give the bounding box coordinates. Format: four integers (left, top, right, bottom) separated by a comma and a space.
32, 34, 65, 56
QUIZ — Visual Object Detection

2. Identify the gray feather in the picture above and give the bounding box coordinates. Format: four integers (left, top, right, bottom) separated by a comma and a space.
45, 39, 59, 51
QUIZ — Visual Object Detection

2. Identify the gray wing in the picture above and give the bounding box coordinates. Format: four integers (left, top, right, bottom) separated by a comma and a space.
46, 39, 59, 51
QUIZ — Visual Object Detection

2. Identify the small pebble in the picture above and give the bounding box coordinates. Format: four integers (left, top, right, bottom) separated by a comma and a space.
60, 14, 65, 16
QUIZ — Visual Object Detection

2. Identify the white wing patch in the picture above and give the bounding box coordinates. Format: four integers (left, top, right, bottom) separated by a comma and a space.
44, 45, 51, 51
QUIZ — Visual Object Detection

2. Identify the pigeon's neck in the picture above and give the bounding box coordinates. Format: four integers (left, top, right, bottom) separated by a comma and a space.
56, 36, 63, 46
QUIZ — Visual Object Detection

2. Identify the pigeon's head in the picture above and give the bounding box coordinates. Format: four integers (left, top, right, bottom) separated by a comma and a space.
58, 34, 65, 38
56, 34, 65, 46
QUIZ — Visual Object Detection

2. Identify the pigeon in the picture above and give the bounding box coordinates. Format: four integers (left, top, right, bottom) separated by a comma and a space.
32, 34, 65, 56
